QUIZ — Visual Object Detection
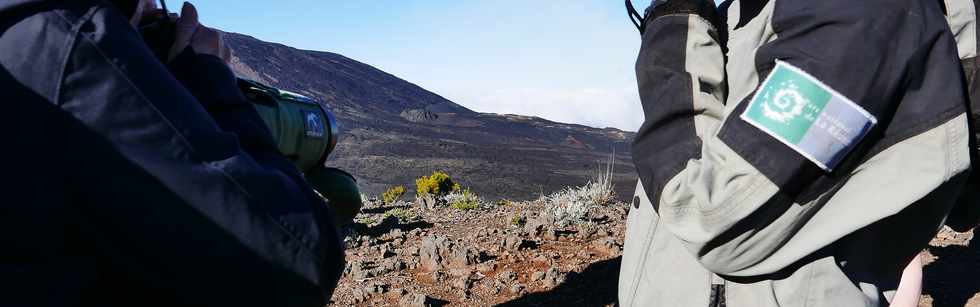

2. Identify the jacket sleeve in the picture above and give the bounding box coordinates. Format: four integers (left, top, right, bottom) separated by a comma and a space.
634, 0, 971, 277
52, 4, 343, 305
945, 0, 980, 232
166, 48, 286, 166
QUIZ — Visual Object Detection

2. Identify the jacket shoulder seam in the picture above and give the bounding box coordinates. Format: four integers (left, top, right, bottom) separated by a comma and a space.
52, 5, 98, 106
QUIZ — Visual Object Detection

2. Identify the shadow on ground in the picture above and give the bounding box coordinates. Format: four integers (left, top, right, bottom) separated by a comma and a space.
361, 204, 411, 215
348, 218, 434, 238
496, 257, 621, 307
923, 234, 980, 307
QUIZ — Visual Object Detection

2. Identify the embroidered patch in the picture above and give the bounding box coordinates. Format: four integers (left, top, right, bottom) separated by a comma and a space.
303, 110, 325, 138
740, 61, 876, 171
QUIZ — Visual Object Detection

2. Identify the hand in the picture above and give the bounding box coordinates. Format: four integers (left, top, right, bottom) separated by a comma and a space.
168, 2, 232, 64
128, 0, 158, 27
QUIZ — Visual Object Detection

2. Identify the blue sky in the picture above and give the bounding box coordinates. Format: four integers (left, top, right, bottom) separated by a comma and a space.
184, 1, 649, 131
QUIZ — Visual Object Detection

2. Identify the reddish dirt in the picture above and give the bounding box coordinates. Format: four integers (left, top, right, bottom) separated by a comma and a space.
327, 199, 977, 307
329, 199, 626, 306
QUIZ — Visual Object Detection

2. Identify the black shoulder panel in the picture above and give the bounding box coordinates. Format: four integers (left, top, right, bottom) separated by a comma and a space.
718, 0, 969, 202
734, 0, 770, 29
632, 15, 699, 211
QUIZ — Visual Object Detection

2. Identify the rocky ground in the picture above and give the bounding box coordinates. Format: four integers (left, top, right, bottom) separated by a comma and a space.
327, 197, 977, 307
329, 196, 626, 307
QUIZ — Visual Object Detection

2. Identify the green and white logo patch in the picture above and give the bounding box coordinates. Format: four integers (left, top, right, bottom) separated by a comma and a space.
741, 61, 876, 171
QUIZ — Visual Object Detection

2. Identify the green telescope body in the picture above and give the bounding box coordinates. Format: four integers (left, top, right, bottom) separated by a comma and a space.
238, 78, 361, 226
238, 78, 338, 173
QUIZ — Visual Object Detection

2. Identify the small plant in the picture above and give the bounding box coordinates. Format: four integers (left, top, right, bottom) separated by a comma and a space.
383, 207, 414, 221
543, 187, 593, 227
360, 193, 382, 207
510, 214, 526, 226
588, 152, 616, 206
446, 188, 481, 210
543, 154, 617, 227
416, 171, 459, 197
382, 185, 406, 205
358, 217, 378, 225
496, 199, 514, 207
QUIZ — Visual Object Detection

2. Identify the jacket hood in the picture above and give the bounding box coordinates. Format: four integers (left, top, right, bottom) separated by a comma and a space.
0, 0, 44, 12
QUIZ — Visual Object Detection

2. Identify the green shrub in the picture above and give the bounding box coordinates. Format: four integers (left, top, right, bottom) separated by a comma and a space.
415, 171, 459, 197
510, 215, 526, 226
382, 185, 406, 205
359, 217, 377, 225
383, 207, 414, 221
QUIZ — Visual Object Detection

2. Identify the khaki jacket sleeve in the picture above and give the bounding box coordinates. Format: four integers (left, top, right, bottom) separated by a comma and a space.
634, 0, 972, 276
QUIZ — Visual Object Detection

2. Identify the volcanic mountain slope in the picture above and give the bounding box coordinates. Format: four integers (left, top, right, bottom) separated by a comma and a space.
225, 33, 637, 200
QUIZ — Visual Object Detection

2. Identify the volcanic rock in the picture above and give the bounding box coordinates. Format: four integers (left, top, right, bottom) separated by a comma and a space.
502, 235, 533, 251
420, 235, 478, 272
400, 108, 438, 123
399, 293, 434, 307
543, 266, 566, 288
593, 237, 622, 255
497, 270, 517, 283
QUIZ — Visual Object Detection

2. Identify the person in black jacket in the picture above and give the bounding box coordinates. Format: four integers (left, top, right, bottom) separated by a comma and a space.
0, 0, 345, 306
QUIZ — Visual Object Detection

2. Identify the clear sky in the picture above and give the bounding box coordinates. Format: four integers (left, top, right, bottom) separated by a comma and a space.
185, 1, 648, 131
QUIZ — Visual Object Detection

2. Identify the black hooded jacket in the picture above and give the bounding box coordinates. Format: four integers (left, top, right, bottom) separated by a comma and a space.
0, 1, 344, 306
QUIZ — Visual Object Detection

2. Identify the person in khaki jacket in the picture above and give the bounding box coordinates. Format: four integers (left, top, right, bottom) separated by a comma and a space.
619, 0, 979, 306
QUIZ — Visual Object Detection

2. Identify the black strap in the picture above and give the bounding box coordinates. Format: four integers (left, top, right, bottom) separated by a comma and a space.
626, 0, 647, 34
708, 284, 727, 307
